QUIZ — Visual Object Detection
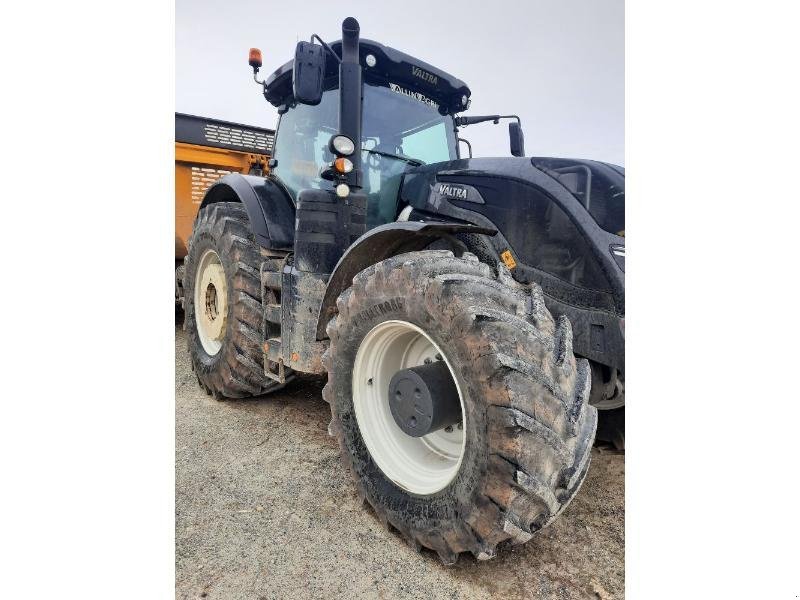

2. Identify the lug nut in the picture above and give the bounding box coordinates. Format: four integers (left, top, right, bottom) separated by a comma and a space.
445, 425, 454, 433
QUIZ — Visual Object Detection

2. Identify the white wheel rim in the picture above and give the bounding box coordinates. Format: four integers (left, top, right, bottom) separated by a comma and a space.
194, 249, 228, 356
352, 320, 466, 495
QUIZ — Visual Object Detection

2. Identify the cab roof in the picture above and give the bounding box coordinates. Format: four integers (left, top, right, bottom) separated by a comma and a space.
263, 38, 471, 115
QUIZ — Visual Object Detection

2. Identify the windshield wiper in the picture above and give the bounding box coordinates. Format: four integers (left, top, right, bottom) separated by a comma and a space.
363, 149, 424, 166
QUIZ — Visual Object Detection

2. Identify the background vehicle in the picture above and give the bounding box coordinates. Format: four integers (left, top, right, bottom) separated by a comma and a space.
182, 17, 624, 563
174, 113, 274, 305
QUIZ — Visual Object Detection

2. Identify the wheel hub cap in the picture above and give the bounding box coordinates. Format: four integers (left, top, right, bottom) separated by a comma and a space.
388, 361, 462, 438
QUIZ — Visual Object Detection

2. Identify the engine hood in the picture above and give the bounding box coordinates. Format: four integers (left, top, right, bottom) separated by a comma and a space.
398, 156, 625, 314
401, 156, 624, 240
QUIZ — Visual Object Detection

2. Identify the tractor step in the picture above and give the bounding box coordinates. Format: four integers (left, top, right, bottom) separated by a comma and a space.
265, 337, 283, 362
265, 303, 282, 324
261, 270, 282, 290
263, 337, 286, 384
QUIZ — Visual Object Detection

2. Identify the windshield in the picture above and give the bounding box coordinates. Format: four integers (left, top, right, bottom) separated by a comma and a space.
272, 84, 457, 227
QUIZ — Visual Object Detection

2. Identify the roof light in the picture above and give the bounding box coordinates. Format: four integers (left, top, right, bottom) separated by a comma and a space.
330, 135, 355, 156
248, 48, 263, 70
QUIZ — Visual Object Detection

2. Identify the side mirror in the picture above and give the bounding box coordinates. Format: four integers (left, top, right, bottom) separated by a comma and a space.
293, 41, 325, 105
509, 121, 525, 157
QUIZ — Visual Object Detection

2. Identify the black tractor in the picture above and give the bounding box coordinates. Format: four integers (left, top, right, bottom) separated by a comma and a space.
183, 17, 624, 563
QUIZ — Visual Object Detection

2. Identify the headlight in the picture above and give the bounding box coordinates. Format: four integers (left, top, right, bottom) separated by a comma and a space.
330, 135, 355, 156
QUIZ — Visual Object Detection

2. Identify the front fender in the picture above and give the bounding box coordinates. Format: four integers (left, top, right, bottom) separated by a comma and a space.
315, 221, 495, 339
200, 173, 295, 250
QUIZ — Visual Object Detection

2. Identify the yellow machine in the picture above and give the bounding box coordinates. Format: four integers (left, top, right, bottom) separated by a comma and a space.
174, 113, 274, 302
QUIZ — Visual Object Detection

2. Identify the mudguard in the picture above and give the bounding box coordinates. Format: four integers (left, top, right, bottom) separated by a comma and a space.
315, 221, 495, 340
200, 173, 296, 251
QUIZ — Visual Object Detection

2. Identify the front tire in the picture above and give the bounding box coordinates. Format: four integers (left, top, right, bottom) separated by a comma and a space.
323, 250, 597, 563
184, 202, 289, 398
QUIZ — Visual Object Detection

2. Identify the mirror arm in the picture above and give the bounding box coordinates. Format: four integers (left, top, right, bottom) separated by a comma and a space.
311, 34, 341, 64
457, 137, 473, 159
455, 114, 521, 127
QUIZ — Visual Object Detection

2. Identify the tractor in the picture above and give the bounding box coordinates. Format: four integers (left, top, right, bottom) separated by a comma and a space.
183, 17, 624, 563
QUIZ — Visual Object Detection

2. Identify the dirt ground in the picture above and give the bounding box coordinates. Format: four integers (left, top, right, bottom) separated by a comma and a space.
175, 324, 624, 599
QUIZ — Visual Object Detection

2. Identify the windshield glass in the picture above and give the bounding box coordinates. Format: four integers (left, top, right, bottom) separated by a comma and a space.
272, 84, 457, 227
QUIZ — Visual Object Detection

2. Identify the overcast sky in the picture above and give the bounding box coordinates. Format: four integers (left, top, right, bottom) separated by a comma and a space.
177, 0, 623, 165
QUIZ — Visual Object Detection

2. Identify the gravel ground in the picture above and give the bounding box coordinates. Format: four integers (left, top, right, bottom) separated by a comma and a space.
176, 324, 624, 599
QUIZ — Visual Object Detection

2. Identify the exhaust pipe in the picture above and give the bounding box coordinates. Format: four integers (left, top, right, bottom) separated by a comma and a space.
338, 17, 362, 184
341, 16, 360, 62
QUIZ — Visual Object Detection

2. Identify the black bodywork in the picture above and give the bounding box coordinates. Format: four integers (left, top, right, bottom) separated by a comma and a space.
201, 156, 625, 375
201, 174, 295, 251
201, 20, 624, 378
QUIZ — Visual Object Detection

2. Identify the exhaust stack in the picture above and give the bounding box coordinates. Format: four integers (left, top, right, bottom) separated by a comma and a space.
338, 17, 362, 186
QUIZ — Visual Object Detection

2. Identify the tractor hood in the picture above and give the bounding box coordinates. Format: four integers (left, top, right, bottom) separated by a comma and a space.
400, 156, 625, 246
399, 157, 626, 315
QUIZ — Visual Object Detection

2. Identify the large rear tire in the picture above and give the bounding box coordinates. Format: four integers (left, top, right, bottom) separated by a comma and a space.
323, 250, 597, 564
184, 202, 290, 398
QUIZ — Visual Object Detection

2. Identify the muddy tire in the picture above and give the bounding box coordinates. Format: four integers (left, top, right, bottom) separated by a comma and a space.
323, 250, 597, 564
184, 202, 290, 399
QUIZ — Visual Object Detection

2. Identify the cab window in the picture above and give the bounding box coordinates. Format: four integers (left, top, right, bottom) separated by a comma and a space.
271, 84, 456, 228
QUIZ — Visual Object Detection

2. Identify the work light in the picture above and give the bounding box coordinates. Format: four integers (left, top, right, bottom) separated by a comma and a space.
330, 135, 355, 156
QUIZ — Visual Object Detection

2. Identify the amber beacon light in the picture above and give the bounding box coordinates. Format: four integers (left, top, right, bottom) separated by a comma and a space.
248, 48, 263, 70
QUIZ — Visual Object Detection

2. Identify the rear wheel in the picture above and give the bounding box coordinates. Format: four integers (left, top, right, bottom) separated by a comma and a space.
184, 202, 290, 398
324, 250, 597, 563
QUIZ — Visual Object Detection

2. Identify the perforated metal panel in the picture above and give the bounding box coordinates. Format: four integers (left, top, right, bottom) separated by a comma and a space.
202, 122, 274, 153
176, 113, 275, 155
190, 166, 234, 204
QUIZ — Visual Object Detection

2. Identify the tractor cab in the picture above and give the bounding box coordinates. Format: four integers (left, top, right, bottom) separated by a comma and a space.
262, 38, 467, 228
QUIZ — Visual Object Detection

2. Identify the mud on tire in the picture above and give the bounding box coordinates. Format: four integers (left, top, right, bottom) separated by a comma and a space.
184, 202, 290, 399
323, 250, 597, 564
